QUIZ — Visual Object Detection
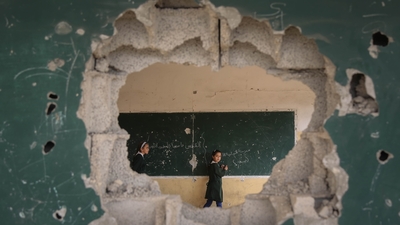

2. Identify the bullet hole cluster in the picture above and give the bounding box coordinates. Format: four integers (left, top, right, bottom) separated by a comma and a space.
45, 92, 58, 115
43, 92, 59, 155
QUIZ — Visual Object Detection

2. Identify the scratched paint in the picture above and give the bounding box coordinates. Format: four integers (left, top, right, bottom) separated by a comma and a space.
370, 132, 379, 138
385, 199, 392, 207
76, 28, 85, 35
184, 128, 191, 134
30, 141, 37, 150
54, 21, 72, 35
189, 154, 198, 172
370, 164, 381, 192
47, 58, 65, 71
91, 204, 98, 212
368, 44, 379, 59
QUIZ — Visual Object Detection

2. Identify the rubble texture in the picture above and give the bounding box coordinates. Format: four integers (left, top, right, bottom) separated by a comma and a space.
78, 0, 348, 224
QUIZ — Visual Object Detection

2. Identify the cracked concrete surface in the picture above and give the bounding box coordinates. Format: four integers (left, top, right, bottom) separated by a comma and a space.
78, 0, 349, 224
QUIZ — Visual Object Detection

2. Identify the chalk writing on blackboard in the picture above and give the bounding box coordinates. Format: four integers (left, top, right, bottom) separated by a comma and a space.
253, 2, 287, 30
150, 141, 202, 150
224, 149, 251, 168
362, 21, 386, 34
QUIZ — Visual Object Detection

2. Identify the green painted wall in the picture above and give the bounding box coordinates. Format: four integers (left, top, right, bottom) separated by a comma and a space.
1, 0, 399, 224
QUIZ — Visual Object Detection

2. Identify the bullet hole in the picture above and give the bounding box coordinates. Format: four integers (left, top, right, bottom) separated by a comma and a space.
48, 92, 59, 100
372, 32, 389, 47
376, 150, 393, 164
46, 102, 57, 115
52, 206, 67, 221
349, 73, 379, 115
379, 151, 389, 161
193, 91, 197, 94
55, 213, 62, 220
43, 141, 55, 154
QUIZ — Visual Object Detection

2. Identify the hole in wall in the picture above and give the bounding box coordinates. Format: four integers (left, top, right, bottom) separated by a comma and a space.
372, 31, 389, 47
46, 102, 57, 115
52, 206, 66, 221
78, 1, 348, 224
377, 150, 393, 164
349, 73, 379, 115
350, 73, 366, 98
55, 213, 62, 220
117, 63, 316, 208
337, 69, 379, 117
368, 31, 393, 59
379, 150, 389, 161
43, 141, 55, 154
47, 92, 59, 100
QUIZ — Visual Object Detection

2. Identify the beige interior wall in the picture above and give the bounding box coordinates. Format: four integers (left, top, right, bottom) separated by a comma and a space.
154, 177, 268, 208
117, 63, 315, 208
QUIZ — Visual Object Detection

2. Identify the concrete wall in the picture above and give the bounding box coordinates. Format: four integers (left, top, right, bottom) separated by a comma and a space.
117, 63, 315, 207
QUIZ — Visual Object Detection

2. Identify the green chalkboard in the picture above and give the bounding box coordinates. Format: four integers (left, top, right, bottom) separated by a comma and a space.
119, 112, 294, 176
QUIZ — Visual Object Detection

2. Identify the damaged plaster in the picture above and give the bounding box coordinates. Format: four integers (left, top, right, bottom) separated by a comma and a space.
54, 21, 72, 35
189, 154, 198, 172
336, 69, 379, 117
52, 206, 67, 221
376, 150, 393, 164
47, 58, 65, 71
77, 0, 349, 224
368, 31, 393, 59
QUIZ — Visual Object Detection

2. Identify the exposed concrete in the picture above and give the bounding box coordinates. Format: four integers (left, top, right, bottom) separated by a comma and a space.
78, 0, 349, 224
277, 26, 325, 69
239, 194, 276, 225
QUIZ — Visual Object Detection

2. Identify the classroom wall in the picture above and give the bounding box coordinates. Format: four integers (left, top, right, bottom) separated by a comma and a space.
118, 63, 315, 131
117, 63, 315, 207
154, 177, 268, 208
